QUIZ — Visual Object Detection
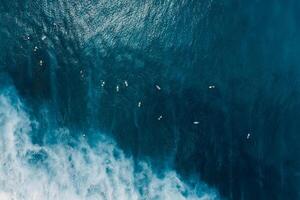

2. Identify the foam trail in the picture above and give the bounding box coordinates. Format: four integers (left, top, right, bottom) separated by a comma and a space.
0, 89, 219, 200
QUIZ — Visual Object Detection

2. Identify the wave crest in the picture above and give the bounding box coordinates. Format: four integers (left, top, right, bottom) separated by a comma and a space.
0, 90, 219, 200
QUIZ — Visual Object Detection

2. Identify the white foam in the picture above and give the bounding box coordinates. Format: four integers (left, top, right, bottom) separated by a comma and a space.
0, 91, 219, 200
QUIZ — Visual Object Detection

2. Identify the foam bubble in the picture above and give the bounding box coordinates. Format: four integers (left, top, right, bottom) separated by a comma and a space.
0, 91, 219, 200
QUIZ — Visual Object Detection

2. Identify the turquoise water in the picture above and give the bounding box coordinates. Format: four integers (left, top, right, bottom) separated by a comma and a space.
0, 1, 300, 199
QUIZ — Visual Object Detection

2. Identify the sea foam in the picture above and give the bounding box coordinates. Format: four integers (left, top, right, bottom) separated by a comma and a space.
0, 89, 219, 200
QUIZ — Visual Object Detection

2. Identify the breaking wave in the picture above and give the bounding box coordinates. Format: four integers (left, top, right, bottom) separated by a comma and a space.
0, 88, 219, 200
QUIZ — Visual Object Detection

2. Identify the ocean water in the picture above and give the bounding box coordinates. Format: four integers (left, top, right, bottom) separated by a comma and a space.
0, 1, 300, 200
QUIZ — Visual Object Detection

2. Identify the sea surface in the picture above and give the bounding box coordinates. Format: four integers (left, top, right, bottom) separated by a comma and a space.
0, 1, 300, 200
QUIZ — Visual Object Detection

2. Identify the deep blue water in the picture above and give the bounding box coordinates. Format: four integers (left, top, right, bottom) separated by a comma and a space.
0, 1, 300, 199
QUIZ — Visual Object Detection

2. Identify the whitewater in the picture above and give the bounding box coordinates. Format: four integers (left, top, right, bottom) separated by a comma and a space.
0, 87, 219, 200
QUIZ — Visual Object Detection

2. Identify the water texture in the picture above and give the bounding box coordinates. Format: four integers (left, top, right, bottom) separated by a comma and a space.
0, 1, 300, 199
